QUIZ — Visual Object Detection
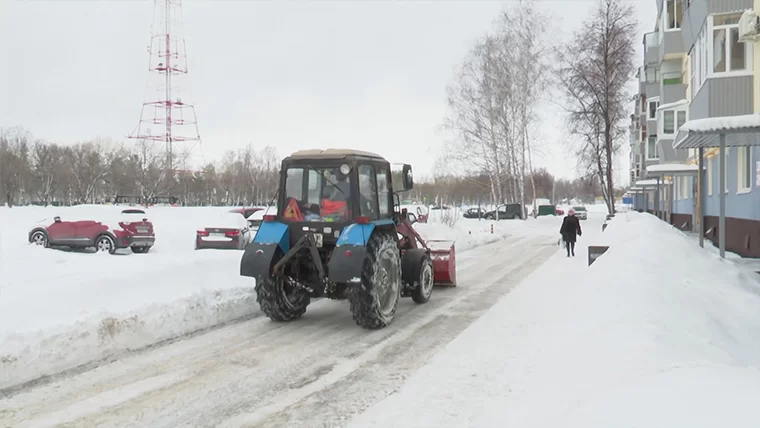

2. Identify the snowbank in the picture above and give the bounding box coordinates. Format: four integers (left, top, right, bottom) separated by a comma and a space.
350, 212, 760, 427
0, 205, 256, 390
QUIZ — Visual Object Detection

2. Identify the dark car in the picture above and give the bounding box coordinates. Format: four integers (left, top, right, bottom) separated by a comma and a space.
463, 207, 488, 219
484, 203, 524, 220
196, 212, 253, 250
28, 208, 155, 254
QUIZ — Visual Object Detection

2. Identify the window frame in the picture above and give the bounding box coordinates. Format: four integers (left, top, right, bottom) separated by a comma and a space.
658, 105, 688, 137
647, 134, 659, 160
664, 0, 682, 30
647, 99, 659, 120
358, 163, 380, 220
737, 146, 752, 194
373, 164, 393, 219
708, 12, 754, 78
707, 157, 713, 196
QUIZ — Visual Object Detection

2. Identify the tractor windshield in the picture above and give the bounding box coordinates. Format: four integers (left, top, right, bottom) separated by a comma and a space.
283, 166, 352, 222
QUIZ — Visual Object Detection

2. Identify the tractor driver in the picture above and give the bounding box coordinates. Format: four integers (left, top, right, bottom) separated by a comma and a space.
321, 170, 351, 220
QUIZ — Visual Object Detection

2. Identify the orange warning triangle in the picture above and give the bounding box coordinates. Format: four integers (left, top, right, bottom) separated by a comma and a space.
284, 198, 303, 221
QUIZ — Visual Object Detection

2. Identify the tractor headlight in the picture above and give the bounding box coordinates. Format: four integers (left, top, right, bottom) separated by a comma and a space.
340, 164, 351, 175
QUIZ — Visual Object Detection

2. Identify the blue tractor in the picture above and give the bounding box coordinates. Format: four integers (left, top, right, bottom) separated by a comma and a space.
240, 149, 457, 329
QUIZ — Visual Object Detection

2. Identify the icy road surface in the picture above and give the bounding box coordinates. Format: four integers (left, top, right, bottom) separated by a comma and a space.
0, 234, 557, 428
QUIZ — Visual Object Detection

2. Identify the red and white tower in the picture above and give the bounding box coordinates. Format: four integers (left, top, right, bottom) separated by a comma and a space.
129, 0, 201, 184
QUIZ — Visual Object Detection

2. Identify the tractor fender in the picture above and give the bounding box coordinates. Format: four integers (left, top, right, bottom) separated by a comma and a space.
327, 245, 368, 284
240, 242, 280, 278
252, 220, 290, 252
328, 220, 395, 284
400, 248, 428, 287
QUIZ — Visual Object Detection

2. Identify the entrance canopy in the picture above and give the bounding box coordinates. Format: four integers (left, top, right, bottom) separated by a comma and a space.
634, 178, 671, 188
646, 163, 701, 178
673, 114, 760, 149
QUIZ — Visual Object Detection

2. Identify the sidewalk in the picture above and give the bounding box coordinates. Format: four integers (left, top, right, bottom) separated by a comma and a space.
349, 211, 760, 428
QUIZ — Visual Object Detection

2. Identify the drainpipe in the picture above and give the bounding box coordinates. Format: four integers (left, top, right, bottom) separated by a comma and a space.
718, 134, 726, 258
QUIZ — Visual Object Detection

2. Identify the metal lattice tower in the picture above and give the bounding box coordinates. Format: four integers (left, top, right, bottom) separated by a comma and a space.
129, 0, 201, 184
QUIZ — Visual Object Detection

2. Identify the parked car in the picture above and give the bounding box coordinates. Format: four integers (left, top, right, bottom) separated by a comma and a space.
229, 207, 264, 219
246, 209, 275, 232
463, 207, 488, 219
196, 212, 253, 250
484, 203, 524, 220
573, 205, 588, 220
556, 208, 565, 216
28, 208, 155, 254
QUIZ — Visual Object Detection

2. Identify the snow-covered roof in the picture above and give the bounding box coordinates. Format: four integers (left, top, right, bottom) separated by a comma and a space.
646, 163, 701, 176
673, 114, 760, 149
656, 99, 689, 111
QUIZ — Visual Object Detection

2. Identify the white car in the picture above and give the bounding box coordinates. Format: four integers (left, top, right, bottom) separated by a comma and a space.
572, 206, 588, 220
195, 212, 253, 250
247, 208, 277, 233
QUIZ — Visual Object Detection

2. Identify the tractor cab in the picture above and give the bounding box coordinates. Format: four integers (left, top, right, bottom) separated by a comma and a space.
275, 149, 413, 248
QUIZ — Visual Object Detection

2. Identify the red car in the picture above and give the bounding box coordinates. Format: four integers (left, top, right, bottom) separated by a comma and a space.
28, 208, 156, 254
228, 207, 263, 219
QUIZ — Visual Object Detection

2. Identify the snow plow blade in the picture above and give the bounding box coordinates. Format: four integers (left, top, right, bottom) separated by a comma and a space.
426, 240, 457, 287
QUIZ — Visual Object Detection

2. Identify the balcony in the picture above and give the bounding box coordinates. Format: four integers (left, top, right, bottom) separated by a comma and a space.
660, 71, 686, 103
659, 28, 685, 62
644, 32, 659, 65
644, 66, 660, 98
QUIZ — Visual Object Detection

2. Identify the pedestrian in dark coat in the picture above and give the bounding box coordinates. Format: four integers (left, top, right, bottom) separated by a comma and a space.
559, 208, 582, 257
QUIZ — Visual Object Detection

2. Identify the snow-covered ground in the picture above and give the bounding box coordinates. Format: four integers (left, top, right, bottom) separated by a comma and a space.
0, 204, 543, 390
349, 211, 760, 428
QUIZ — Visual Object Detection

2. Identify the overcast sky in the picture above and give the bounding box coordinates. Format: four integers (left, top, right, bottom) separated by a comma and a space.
1, 0, 656, 183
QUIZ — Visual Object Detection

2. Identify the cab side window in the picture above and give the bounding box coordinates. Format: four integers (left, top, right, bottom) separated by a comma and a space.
375, 166, 391, 218
358, 164, 379, 219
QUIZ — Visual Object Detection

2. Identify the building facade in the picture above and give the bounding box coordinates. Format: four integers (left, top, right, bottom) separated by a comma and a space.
631, 0, 760, 257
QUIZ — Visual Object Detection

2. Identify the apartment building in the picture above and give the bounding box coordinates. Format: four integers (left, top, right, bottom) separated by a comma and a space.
631, 0, 760, 257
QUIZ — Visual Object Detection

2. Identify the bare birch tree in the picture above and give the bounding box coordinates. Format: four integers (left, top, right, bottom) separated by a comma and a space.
556, 0, 637, 214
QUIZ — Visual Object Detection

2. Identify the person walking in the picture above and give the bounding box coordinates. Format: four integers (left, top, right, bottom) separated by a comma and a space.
559, 208, 582, 257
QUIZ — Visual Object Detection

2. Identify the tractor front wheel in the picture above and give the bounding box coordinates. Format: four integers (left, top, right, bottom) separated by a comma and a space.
411, 255, 434, 304
255, 276, 311, 322
348, 231, 402, 329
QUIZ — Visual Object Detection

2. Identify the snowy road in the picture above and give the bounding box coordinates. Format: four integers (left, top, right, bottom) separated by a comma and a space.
0, 233, 558, 428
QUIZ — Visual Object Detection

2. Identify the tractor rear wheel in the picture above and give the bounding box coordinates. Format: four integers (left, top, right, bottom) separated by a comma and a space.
255, 276, 310, 322
411, 254, 434, 304
348, 231, 402, 329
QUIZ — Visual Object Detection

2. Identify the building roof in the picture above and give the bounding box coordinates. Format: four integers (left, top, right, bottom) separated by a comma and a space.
673, 114, 760, 149
287, 148, 385, 160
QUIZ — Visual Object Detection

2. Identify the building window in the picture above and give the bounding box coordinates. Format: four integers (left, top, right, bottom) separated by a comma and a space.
737, 147, 752, 192
648, 100, 659, 120
682, 175, 689, 199
647, 135, 658, 159
712, 13, 750, 75
659, 108, 688, 136
663, 111, 675, 134
707, 157, 713, 196
666, 0, 682, 30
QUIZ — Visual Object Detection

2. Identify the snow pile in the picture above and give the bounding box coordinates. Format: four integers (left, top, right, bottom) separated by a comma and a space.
350, 211, 760, 428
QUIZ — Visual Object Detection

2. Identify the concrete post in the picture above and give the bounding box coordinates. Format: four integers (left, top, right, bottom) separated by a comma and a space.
698, 147, 705, 248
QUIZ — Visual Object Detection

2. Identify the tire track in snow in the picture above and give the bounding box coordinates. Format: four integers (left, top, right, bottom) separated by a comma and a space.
0, 234, 558, 428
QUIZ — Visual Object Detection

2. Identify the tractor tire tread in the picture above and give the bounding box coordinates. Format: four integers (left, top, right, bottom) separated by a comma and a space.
347, 231, 401, 329
255, 277, 310, 322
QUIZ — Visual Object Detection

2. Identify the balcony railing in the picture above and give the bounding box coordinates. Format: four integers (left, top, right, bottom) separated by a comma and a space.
662, 71, 682, 85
